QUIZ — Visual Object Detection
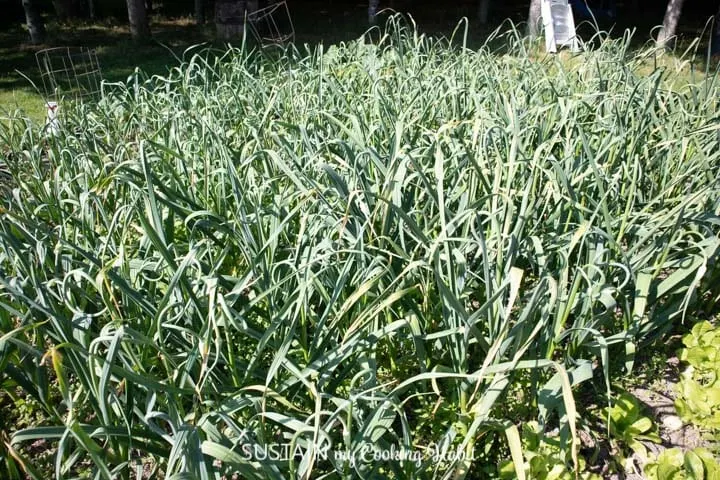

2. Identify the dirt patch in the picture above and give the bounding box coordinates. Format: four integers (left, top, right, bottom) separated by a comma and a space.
623, 356, 710, 477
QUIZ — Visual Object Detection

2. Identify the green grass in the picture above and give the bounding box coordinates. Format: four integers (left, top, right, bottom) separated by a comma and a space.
0, 17, 719, 479
0, 17, 218, 121
0, 88, 45, 120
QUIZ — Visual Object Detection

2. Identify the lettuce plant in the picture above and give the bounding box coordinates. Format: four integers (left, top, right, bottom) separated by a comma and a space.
644, 448, 720, 480
675, 321, 720, 433
605, 392, 660, 460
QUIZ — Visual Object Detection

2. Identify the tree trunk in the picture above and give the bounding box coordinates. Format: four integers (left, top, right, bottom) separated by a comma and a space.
195, 0, 204, 24
126, 0, 151, 40
712, 2, 720, 56
657, 0, 685, 48
22, 0, 46, 44
88, 0, 95, 19
369, 0, 379, 24
478, 0, 490, 25
215, 0, 246, 40
528, 0, 542, 38
52, 0, 75, 19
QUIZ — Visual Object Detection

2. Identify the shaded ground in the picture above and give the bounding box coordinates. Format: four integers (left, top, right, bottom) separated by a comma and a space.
2, 1, 719, 121
631, 356, 705, 452
620, 352, 710, 479
0, 17, 217, 119
581, 333, 714, 479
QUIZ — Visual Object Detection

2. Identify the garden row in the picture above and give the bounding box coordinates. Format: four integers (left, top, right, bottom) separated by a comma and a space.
1, 19, 719, 478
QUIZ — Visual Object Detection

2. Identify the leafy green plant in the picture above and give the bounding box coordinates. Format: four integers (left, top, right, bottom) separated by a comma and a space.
675, 321, 720, 433
644, 448, 720, 480
605, 392, 661, 459
499, 422, 600, 480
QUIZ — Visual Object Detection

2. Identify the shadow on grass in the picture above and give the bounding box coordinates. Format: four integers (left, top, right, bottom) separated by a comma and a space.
1, 5, 718, 121
0, 17, 219, 90
0, 17, 222, 119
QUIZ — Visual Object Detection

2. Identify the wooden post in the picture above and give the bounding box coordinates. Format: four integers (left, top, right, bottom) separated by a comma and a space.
127, 0, 151, 40
216, 0, 247, 40
657, 0, 686, 48
478, 0, 490, 25
22, 0, 46, 44
712, 2, 720, 56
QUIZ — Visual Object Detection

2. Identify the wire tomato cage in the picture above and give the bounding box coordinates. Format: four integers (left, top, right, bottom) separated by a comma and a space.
247, 1, 295, 46
35, 46, 103, 134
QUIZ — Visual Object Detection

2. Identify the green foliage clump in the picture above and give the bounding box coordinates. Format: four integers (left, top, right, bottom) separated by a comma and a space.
676, 321, 720, 432
0, 16, 719, 479
605, 392, 660, 459
498, 422, 600, 480
644, 448, 720, 480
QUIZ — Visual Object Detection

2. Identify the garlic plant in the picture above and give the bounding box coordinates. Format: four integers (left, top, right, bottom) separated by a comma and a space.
1, 17, 719, 479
